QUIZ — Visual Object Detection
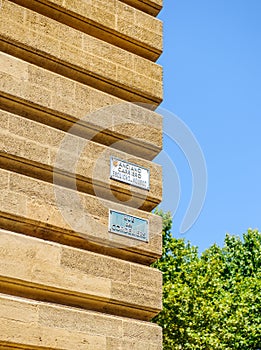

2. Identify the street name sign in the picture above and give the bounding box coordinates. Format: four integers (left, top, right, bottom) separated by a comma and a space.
109, 209, 149, 242
110, 157, 150, 190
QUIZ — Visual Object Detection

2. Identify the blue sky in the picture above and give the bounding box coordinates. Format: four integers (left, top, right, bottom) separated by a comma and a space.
155, 0, 261, 251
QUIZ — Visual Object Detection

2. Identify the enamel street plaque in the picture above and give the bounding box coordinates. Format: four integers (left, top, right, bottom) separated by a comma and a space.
110, 156, 150, 190
109, 209, 149, 242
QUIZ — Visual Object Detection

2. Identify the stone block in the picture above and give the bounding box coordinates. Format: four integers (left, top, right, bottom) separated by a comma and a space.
11, 0, 162, 60
120, 0, 162, 16
0, 1, 163, 104
1, 110, 162, 211
0, 168, 162, 264
0, 293, 162, 349
0, 52, 162, 160
0, 230, 162, 320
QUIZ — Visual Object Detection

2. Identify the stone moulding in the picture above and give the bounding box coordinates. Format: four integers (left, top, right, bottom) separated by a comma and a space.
0, 110, 162, 212
120, 0, 163, 16
0, 1, 163, 104
0, 52, 162, 161
11, 0, 162, 61
0, 230, 162, 321
0, 168, 162, 264
0, 293, 163, 349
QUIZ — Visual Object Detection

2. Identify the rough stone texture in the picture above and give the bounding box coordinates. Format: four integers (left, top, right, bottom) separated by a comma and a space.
0, 1, 162, 104
0, 294, 162, 349
0, 0, 163, 346
0, 52, 162, 160
0, 230, 162, 320
120, 0, 162, 16
0, 110, 162, 211
12, 0, 162, 60
0, 168, 162, 264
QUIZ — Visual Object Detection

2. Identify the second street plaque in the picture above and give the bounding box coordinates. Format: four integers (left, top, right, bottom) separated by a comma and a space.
110, 156, 150, 190
109, 209, 149, 242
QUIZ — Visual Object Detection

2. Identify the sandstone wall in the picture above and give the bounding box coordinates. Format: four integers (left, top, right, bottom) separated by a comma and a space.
0, 0, 163, 348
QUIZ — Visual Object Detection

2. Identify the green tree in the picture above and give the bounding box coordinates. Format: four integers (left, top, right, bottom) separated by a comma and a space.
153, 210, 261, 349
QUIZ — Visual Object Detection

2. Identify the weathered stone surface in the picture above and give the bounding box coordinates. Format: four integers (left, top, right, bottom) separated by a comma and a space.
0, 1, 162, 104
12, 0, 162, 60
0, 52, 162, 160
0, 230, 162, 320
0, 168, 162, 264
0, 110, 162, 211
0, 293, 162, 349
0, 0, 163, 346
121, 0, 162, 16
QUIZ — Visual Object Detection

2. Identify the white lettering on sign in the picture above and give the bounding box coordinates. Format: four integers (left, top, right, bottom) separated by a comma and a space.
109, 209, 149, 242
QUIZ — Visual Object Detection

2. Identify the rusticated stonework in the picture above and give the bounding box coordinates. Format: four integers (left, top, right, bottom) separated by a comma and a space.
0, 0, 163, 348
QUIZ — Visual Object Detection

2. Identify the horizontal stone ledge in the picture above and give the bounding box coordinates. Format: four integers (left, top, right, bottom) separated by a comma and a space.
0, 52, 162, 161
12, 0, 162, 61
1, 110, 162, 212
120, 0, 162, 16
0, 1, 162, 104
0, 168, 162, 264
0, 293, 162, 349
0, 230, 162, 321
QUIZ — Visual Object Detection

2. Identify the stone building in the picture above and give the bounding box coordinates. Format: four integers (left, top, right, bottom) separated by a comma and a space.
0, 0, 164, 348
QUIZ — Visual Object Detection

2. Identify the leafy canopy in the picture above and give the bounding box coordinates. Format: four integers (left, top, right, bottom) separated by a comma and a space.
153, 210, 261, 350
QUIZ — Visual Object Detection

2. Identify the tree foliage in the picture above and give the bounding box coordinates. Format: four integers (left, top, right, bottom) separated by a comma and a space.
153, 210, 261, 349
